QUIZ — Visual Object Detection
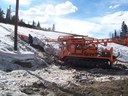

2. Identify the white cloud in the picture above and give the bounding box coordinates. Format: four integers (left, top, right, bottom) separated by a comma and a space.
45, 1, 78, 16
54, 1, 78, 15
45, 5, 55, 16
19, 8, 48, 23
109, 4, 120, 9
18, 1, 77, 23
4, 0, 32, 6
34, 16, 49, 23
53, 17, 101, 36
101, 11, 128, 24
110, 0, 128, 4
54, 11, 128, 38
91, 11, 128, 38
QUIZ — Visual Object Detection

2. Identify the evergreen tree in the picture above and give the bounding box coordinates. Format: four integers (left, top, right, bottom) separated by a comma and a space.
114, 30, 117, 37
6, 5, 11, 23
52, 24, 55, 31
19, 19, 26, 26
121, 21, 128, 38
0, 8, 4, 22
32, 20, 36, 27
37, 21, 41, 28
122, 21, 127, 33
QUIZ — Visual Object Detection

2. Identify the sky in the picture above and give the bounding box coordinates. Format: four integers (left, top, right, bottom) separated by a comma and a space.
0, 0, 128, 38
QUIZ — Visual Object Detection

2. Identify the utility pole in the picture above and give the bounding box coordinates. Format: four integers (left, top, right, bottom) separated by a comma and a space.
14, 0, 19, 50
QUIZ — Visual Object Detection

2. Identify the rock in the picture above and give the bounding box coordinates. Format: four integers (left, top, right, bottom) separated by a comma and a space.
32, 81, 46, 88
40, 89, 51, 96
20, 87, 33, 95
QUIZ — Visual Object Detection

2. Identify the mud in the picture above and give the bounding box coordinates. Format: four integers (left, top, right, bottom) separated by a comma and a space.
20, 78, 128, 96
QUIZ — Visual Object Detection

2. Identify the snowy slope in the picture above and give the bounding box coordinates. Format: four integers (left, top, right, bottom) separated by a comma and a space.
1, 22, 128, 61
0, 23, 75, 95
108, 43, 128, 61
0, 23, 36, 68
0, 22, 128, 67
0, 23, 67, 40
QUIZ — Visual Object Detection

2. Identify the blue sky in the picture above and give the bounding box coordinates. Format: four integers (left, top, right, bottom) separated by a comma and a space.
0, 0, 128, 38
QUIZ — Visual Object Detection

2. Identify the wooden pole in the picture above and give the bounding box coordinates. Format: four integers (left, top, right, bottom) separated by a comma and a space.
14, 0, 19, 50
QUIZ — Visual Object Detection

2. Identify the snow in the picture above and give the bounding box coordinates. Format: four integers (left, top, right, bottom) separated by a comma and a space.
0, 23, 74, 95
108, 43, 128, 62
33, 65, 75, 84
0, 23, 128, 95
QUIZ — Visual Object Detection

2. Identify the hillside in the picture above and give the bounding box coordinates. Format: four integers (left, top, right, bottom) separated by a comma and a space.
0, 23, 128, 96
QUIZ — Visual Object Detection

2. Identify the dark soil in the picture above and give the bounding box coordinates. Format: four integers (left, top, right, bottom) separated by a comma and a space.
77, 79, 128, 96
20, 78, 128, 96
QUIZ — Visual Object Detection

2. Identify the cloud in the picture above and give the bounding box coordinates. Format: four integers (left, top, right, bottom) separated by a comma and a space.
19, 1, 77, 22
110, 0, 128, 4
53, 11, 128, 38
19, 8, 48, 23
45, 1, 78, 16
54, 1, 78, 15
109, 4, 120, 9
4, 0, 32, 6
100, 11, 128, 24
90, 11, 128, 38
53, 17, 101, 36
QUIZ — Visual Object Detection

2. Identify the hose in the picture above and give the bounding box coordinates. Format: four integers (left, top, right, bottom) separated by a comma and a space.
116, 59, 128, 63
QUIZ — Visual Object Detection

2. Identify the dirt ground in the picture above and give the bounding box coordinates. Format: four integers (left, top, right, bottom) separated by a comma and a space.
74, 79, 128, 96
2, 50, 127, 96
20, 75, 128, 96
20, 64, 128, 96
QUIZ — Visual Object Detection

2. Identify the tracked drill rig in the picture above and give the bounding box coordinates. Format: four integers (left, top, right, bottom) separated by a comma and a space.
19, 33, 127, 69
46, 35, 117, 68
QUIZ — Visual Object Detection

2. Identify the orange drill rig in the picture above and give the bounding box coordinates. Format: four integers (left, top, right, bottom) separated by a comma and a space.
18, 33, 127, 69
112, 37, 128, 46
46, 35, 117, 68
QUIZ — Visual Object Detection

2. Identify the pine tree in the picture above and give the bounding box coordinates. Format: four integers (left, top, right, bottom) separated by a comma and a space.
114, 30, 117, 37
0, 8, 4, 22
122, 21, 128, 33
121, 21, 128, 38
19, 19, 26, 26
52, 24, 55, 31
37, 21, 41, 28
32, 20, 36, 27
6, 5, 11, 23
